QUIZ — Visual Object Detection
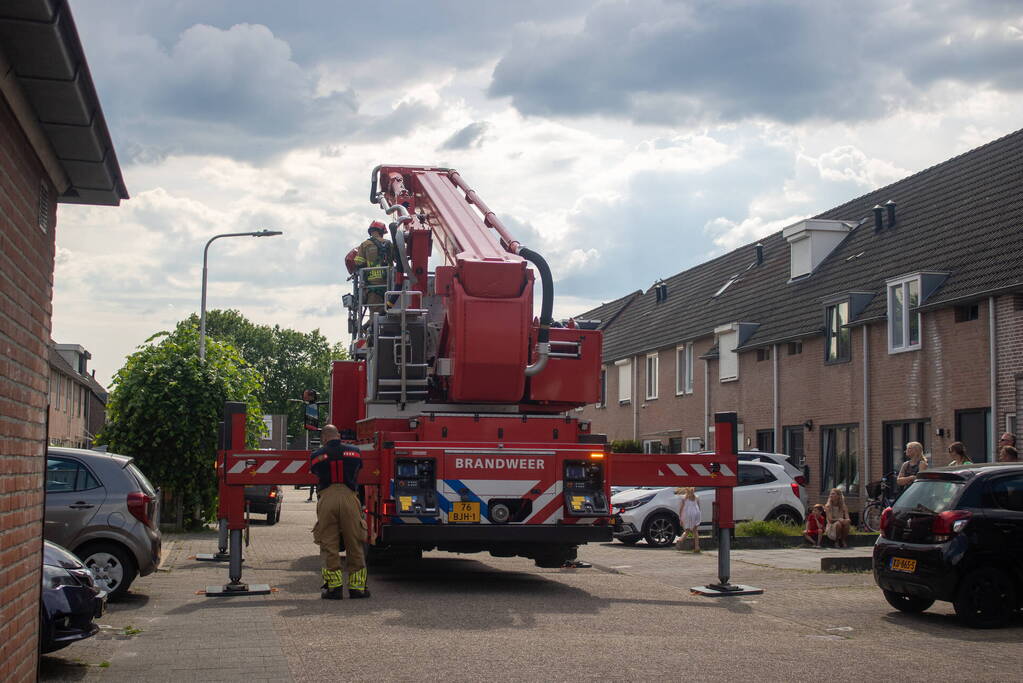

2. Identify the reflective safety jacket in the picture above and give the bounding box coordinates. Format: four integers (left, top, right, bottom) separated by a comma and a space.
354, 237, 391, 284
310, 439, 362, 492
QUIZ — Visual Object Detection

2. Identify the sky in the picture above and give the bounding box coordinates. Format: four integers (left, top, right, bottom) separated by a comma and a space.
52, 0, 1023, 387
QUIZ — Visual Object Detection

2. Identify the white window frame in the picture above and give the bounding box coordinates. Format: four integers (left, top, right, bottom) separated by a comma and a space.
675, 342, 694, 395
685, 437, 703, 452
642, 439, 663, 454
887, 275, 922, 353
615, 359, 631, 404
645, 352, 659, 400
715, 324, 739, 382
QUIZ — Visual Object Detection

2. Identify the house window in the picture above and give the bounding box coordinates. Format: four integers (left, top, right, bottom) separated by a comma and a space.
825, 301, 851, 363
717, 327, 738, 381
954, 304, 979, 322
645, 353, 659, 400
616, 359, 631, 404
787, 341, 802, 355
756, 348, 771, 362
756, 429, 775, 452
821, 424, 858, 495
642, 440, 664, 454
782, 425, 805, 470
668, 437, 683, 452
596, 368, 606, 408
1008, 414, 1018, 436
686, 437, 704, 452
888, 276, 921, 352
675, 343, 694, 395
882, 419, 931, 475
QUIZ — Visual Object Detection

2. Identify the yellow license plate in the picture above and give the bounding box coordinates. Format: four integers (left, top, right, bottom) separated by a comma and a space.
448, 501, 480, 523
890, 557, 917, 573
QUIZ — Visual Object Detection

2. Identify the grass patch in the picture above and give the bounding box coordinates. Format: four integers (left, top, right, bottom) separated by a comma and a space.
99, 661, 111, 668
122, 625, 143, 636
736, 520, 803, 537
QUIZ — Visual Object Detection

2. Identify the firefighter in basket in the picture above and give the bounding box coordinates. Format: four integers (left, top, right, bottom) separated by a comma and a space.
353, 221, 392, 308
310, 424, 370, 600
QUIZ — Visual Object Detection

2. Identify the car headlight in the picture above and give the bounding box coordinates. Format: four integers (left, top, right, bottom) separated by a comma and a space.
615, 494, 655, 511
42, 564, 80, 590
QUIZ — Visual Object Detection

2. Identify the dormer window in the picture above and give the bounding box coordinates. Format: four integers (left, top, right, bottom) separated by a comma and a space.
888, 276, 921, 352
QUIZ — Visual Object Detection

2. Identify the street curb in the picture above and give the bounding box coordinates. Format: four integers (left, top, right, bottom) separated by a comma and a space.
821, 556, 873, 572
688, 534, 878, 551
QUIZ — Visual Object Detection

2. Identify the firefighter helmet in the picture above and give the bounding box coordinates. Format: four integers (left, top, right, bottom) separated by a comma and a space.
368, 221, 386, 236
344, 248, 358, 274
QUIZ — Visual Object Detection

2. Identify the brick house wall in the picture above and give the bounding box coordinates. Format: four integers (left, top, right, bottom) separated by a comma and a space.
583, 299, 1019, 509
995, 295, 1023, 437
47, 365, 91, 448
0, 93, 57, 680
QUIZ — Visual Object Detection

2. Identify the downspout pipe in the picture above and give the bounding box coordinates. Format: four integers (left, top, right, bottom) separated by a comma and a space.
863, 325, 870, 495
518, 246, 553, 376
772, 344, 779, 450
990, 296, 997, 461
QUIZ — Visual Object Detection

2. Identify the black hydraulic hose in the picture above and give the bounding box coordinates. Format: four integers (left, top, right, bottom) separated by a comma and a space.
518, 247, 553, 376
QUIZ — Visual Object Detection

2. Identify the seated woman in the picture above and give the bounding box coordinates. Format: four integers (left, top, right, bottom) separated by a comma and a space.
803, 504, 826, 547
824, 488, 852, 548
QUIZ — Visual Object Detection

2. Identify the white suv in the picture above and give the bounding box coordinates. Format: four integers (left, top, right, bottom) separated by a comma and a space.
610, 461, 805, 547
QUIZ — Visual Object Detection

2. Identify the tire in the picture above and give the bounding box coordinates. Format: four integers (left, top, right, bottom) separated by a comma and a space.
953, 567, 1017, 628
766, 506, 802, 526
862, 503, 883, 533
617, 535, 641, 546
882, 589, 934, 614
643, 513, 678, 548
267, 506, 280, 525
77, 542, 137, 600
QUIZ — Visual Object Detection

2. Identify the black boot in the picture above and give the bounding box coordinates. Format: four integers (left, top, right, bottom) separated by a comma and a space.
321, 586, 344, 600
348, 588, 371, 599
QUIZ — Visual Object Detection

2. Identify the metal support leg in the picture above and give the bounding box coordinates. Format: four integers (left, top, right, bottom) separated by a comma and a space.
204, 528, 271, 596
691, 528, 763, 597
196, 518, 233, 562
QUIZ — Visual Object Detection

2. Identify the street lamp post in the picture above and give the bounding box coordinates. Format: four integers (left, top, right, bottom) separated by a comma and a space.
199, 229, 283, 361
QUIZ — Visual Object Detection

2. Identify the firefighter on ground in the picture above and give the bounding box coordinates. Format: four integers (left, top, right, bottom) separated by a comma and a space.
310, 424, 369, 600
354, 221, 392, 308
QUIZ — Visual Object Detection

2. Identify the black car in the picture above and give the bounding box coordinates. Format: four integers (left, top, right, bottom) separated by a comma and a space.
244, 485, 283, 524
40, 541, 106, 654
873, 463, 1023, 628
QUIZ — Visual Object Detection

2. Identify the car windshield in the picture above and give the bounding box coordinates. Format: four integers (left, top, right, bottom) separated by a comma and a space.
893, 480, 964, 514
126, 462, 157, 496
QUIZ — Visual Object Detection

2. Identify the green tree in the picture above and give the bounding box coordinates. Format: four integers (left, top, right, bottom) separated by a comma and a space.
98, 326, 263, 529
180, 310, 347, 442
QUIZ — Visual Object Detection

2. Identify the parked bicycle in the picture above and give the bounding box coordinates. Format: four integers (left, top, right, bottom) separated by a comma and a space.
861, 473, 897, 532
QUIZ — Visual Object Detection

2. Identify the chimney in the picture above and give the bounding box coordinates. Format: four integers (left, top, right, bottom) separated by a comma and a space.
872, 205, 884, 232
885, 199, 896, 228
754, 243, 764, 265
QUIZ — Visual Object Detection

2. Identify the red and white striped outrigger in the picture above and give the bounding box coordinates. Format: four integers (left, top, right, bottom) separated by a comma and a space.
201, 405, 759, 598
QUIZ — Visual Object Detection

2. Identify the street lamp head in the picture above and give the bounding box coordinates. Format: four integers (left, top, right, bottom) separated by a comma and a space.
253, 229, 283, 237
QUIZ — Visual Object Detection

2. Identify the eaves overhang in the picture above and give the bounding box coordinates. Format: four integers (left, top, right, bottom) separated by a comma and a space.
0, 0, 128, 206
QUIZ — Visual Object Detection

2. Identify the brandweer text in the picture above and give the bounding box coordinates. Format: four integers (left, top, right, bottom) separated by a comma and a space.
454, 458, 545, 470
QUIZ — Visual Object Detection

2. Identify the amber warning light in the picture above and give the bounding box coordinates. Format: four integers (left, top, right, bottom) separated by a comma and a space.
589, 453, 605, 459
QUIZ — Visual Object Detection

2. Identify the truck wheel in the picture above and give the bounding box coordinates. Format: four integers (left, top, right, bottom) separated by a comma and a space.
643, 513, 678, 548
882, 589, 934, 614
954, 567, 1016, 628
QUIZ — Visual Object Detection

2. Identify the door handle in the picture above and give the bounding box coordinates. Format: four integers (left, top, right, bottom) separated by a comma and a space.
69, 502, 94, 509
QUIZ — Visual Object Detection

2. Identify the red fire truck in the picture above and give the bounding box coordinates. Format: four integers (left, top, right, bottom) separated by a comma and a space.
205, 166, 748, 596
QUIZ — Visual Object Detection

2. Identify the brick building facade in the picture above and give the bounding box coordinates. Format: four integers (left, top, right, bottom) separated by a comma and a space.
0, 2, 126, 679
48, 342, 107, 448
577, 130, 1023, 511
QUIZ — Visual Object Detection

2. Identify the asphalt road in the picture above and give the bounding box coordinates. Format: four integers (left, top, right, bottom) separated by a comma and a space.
39, 495, 1023, 682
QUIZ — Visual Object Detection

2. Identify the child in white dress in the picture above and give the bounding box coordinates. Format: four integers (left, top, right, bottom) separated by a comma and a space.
675, 487, 702, 553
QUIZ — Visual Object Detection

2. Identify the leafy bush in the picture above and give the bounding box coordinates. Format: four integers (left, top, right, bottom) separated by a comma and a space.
611, 439, 644, 453
736, 520, 803, 537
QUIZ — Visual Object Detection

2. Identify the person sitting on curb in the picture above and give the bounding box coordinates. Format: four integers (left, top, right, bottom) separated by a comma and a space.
803, 504, 826, 547
824, 488, 852, 548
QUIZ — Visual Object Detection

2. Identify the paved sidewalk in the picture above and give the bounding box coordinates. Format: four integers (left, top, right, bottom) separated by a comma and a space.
729, 545, 873, 572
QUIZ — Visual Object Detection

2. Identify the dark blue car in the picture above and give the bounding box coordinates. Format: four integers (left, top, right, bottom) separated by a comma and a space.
40, 541, 106, 654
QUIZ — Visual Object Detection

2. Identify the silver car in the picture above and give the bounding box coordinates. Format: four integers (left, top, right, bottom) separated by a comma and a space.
44, 447, 162, 599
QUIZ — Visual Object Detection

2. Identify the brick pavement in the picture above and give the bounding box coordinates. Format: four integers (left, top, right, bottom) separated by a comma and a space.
38, 496, 1023, 682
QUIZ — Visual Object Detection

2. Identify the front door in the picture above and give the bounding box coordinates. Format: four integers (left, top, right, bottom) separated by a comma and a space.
956, 408, 991, 463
